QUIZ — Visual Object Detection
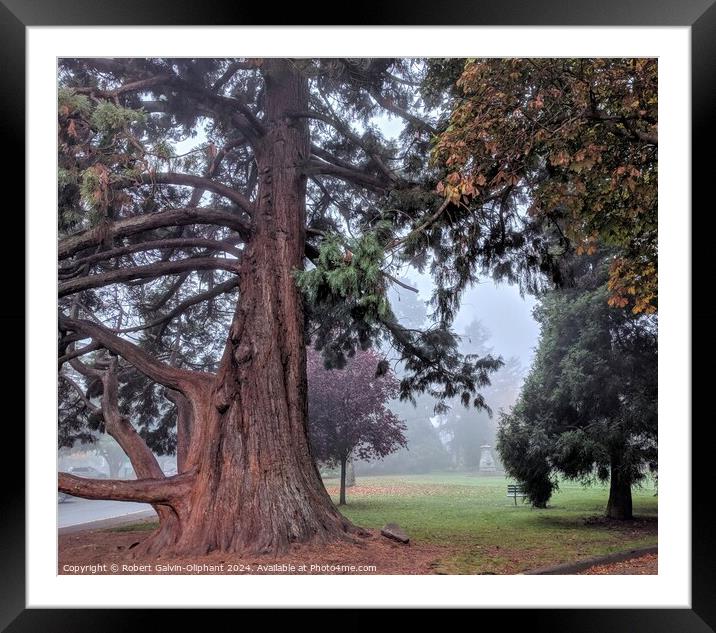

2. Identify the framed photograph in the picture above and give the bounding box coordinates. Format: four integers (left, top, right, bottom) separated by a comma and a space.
5, 0, 712, 627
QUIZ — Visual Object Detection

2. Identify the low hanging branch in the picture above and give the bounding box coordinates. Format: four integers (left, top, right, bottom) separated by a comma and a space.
61, 351, 197, 535
58, 471, 195, 503
379, 317, 437, 366
66, 354, 170, 482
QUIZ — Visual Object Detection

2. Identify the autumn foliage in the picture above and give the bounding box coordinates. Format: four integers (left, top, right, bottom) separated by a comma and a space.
433, 58, 657, 313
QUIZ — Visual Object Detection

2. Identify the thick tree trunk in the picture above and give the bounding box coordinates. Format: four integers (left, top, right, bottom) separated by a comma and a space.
606, 454, 633, 520
138, 59, 357, 555
339, 456, 347, 505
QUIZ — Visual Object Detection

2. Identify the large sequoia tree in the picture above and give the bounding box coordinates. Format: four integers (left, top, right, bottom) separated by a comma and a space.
57, 58, 512, 556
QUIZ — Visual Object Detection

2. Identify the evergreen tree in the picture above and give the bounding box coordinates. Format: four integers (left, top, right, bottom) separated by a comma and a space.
496, 257, 657, 517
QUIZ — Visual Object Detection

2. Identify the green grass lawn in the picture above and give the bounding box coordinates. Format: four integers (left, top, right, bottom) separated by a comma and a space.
324, 472, 658, 574
109, 471, 657, 574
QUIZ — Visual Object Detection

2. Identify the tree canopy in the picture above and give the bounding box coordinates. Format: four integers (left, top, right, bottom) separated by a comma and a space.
432, 58, 657, 314
58, 58, 506, 456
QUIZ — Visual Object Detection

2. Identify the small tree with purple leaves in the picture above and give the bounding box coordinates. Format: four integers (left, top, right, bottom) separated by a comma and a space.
308, 348, 407, 505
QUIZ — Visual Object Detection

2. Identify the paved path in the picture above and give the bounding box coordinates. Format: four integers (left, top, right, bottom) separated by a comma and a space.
59, 497, 155, 529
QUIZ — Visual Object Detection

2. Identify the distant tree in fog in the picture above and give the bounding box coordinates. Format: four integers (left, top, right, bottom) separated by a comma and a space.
307, 348, 407, 504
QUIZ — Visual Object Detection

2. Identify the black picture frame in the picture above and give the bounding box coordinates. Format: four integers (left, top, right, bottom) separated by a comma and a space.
3, 0, 711, 628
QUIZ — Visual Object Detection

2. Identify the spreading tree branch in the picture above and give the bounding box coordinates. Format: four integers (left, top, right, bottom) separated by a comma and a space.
72, 74, 175, 99
59, 257, 238, 297
59, 207, 252, 260
59, 237, 242, 277
211, 60, 257, 92
58, 372, 100, 412
69, 59, 264, 143
115, 276, 240, 334
58, 341, 101, 369
305, 159, 389, 192
289, 110, 397, 183
115, 172, 255, 216
382, 272, 419, 293
367, 89, 438, 137
100, 357, 167, 480
387, 198, 451, 251
59, 317, 207, 392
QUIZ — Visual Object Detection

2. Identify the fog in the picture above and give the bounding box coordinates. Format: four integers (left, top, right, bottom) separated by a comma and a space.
398, 273, 539, 366
337, 273, 538, 478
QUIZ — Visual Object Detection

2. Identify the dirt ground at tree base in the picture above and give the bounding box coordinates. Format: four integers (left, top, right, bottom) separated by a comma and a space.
59, 528, 454, 575
59, 526, 657, 576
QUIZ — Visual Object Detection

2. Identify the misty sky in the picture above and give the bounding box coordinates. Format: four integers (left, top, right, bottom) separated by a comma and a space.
394, 272, 539, 369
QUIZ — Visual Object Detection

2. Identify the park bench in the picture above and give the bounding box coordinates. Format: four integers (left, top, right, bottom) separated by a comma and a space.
507, 483, 527, 505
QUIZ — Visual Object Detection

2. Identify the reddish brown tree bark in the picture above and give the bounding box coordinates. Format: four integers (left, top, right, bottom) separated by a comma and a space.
59, 59, 361, 556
